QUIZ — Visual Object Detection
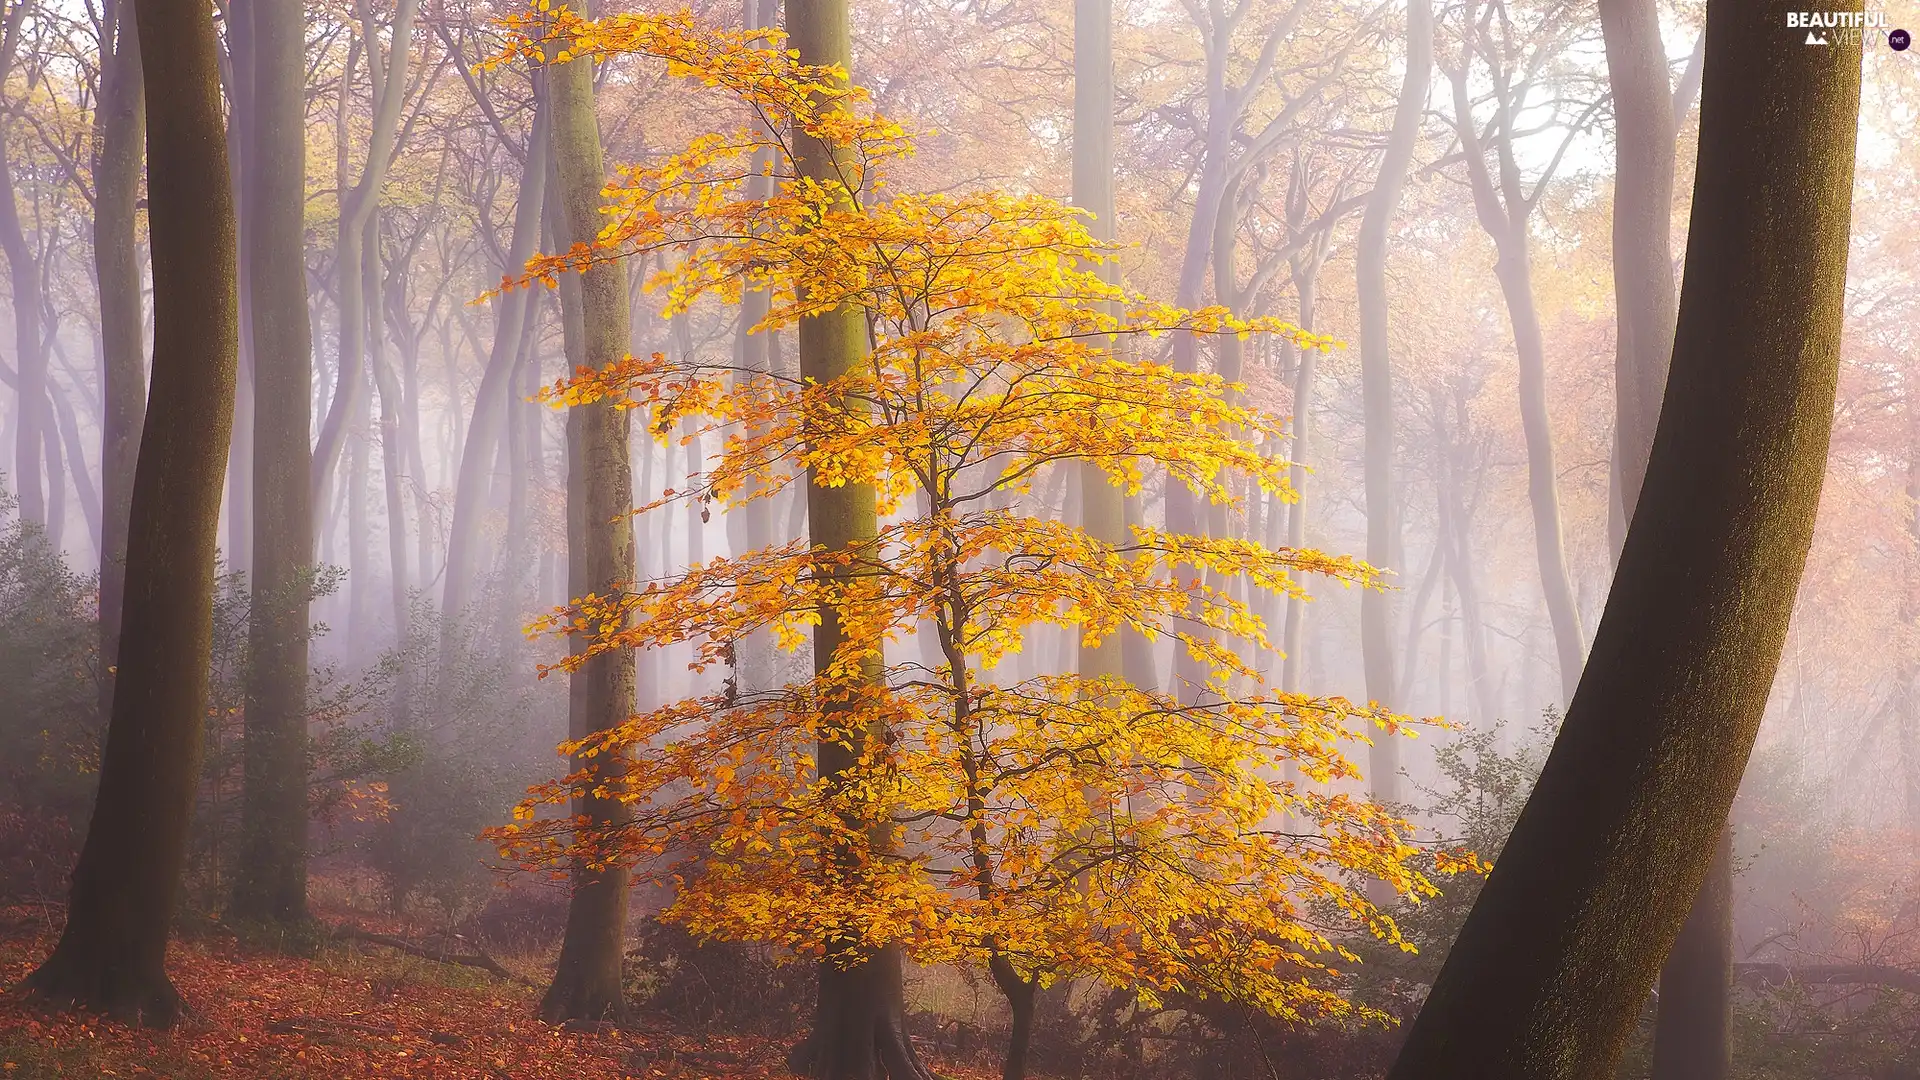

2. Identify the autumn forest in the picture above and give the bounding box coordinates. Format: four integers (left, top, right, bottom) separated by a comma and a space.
0, 0, 1906, 1077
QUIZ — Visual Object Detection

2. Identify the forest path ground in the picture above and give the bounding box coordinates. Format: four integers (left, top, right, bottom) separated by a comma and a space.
0, 904, 999, 1080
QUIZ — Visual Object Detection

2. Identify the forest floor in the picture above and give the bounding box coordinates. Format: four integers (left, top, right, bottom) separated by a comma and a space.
0, 902, 1001, 1080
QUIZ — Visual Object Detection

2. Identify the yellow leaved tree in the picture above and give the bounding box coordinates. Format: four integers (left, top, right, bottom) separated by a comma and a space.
485, 8, 1463, 1074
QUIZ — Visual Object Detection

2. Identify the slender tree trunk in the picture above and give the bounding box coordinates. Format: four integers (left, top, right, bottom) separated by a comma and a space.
1492, 242, 1585, 703
1067, 0, 1121, 680
37, 397, 65, 550
991, 954, 1038, 1080
95, 0, 146, 709
20, 0, 236, 1022
232, 0, 315, 931
1280, 271, 1319, 694
0, 98, 46, 529
1353, 0, 1430, 805
1601, 0, 1678, 557
539, 9, 636, 1023
441, 92, 548, 630
348, 392, 372, 644
367, 212, 410, 633
310, 0, 418, 521
727, 0, 780, 698
1384, 6, 1861, 1071
49, 380, 101, 558
786, 2, 933, 1076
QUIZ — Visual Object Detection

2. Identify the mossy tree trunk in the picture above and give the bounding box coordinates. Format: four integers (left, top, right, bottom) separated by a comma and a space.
232, 0, 316, 934
19, 0, 238, 1027
784, 2, 934, 1076
1599, 0, 1734, 1072
540, 11, 637, 1025
1384, 3, 1862, 1074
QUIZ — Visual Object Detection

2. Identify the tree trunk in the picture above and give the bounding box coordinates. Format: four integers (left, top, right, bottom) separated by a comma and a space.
1600, 0, 1733, 1068
441, 92, 548, 629
1493, 239, 1585, 703
1384, 6, 1861, 1073
990, 954, 1038, 1080
367, 211, 410, 639
1074, 0, 1125, 689
1280, 270, 1319, 694
539, 9, 637, 1023
232, 0, 315, 931
347, 392, 372, 644
1651, 826, 1732, 1080
728, 0, 781, 697
21, 0, 237, 1024
785, 2, 933, 1075
95, 0, 146, 710
49, 378, 101, 559
0, 71, 46, 531
1353, 0, 1430, 805
1600, 0, 1678, 557
310, 0, 418, 522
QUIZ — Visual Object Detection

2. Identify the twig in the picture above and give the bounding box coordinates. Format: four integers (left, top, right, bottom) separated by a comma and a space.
330, 923, 540, 988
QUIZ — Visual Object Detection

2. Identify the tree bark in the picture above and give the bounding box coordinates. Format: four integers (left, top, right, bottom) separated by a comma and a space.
233, 0, 315, 931
1353, 0, 1429, 805
20, 0, 237, 1024
1384, 4, 1862, 1073
1600, 1, 1733, 1070
95, 0, 146, 711
0, 6, 46, 532
785, 2, 933, 1076
1074, 0, 1126, 688
1651, 826, 1732, 1080
539, 8, 636, 1024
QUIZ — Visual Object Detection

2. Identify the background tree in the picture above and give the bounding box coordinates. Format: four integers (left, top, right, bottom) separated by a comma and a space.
1385, 1, 1864, 1072
532, 0, 637, 1024
92, 0, 142, 712
19, 0, 237, 1024
231, 0, 318, 935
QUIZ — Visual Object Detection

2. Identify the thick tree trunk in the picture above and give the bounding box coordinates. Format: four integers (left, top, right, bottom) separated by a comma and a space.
786, 2, 933, 1075
95, 0, 146, 708
1384, 5, 1861, 1073
1600, 1, 1733, 1068
1353, 0, 1429, 805
232, 0, 315, 931
539, 12, 636, 1024
20, 0, 236, 1024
